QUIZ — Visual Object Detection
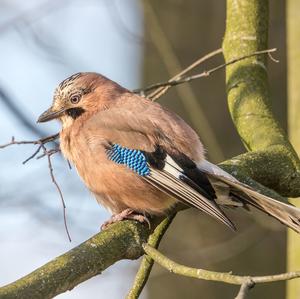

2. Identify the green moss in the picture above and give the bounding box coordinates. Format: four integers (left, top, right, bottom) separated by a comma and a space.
222, 0, 300, 197
0, 221, 148, 299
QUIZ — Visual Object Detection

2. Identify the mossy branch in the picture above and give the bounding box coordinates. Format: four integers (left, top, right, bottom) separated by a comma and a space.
126, 213, 176, 299
143, 244, 300, 285
0, 160, 288, 299
0, 221, 149, 299
222, 0, 300, 197
142, 244, 300, 298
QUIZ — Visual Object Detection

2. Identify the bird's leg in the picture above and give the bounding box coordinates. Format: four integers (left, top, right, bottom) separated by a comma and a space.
101, 208, 151, 230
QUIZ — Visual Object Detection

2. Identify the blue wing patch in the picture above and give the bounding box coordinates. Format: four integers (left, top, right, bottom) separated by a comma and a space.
107, 144, 150, 176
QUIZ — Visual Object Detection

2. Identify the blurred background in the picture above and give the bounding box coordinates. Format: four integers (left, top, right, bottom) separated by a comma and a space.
0, 1, 287, 298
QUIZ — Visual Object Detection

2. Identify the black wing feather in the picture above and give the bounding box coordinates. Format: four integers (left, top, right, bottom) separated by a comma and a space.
144, 147, 235, 230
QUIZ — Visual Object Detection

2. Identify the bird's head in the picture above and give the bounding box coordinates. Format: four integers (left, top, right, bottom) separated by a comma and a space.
37, 72, 126, 128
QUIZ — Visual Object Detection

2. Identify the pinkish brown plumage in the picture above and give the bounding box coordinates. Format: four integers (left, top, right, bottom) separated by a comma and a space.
38, 72, 300, 233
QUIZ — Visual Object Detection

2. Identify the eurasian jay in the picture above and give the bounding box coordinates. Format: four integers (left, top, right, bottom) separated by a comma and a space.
38, 72, 300, 232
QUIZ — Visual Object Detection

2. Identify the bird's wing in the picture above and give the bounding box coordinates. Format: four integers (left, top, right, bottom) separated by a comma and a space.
83, 97, 300, 233
83, 99, 234, 229
105, 143, 235, 230
198, 160, 300, 234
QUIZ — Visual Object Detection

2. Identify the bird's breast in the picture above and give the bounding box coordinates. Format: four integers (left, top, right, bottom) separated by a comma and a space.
59, 128, 176, 215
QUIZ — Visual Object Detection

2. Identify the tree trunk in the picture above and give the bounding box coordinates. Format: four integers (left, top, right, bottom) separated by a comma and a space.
287, 1, 300, 298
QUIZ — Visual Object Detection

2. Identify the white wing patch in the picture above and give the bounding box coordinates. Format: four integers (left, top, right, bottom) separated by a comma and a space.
144, 155, 235, 230
198, 160, 300, 233
197, 160, 238, 182
197, 160, 242, 207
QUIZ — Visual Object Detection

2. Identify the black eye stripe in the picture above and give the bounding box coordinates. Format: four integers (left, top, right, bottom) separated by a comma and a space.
66, 107, 85, 119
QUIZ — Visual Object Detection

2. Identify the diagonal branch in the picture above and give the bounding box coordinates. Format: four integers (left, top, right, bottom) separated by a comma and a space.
140, 48, 222, 99
234, 280, 255, 299
142, 0, 225, 161
0, 221, 149, 299
126, 213, 176, 299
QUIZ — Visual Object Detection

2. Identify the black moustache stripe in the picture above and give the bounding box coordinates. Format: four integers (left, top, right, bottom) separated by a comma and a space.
66, 107, 85, 119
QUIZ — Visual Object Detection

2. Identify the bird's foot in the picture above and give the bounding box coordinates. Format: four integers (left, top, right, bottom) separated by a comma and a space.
101, 208, 151, 230
125, 212, 151, 229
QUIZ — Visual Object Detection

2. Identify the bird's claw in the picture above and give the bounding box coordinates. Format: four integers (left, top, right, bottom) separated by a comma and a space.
101, 208, 151, 230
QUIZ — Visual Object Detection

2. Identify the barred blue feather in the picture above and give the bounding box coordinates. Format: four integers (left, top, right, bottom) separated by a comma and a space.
107, 144, 150, 176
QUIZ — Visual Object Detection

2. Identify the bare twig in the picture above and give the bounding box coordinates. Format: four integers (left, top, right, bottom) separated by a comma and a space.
22, 144, 43, 164
0, 134, 59, 164
0, 133, 59, 149
145, 48, 223, 100
268, 51, 280, 63
134, 48, 277, 96
143, 244, 300, 286
36, 147, 60, 160
0, 133, 71, 241
142, 1, 225, 162
40, 143, 71, 242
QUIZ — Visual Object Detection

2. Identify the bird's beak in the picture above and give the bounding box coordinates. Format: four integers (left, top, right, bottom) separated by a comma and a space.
37, 107, 65, 123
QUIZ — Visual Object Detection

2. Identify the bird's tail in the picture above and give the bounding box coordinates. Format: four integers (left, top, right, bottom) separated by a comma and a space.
198, 160, 300, 234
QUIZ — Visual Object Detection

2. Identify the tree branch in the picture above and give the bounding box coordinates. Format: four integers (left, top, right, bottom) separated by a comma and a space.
148, 48, 223, 100
143, 243, 300, 286
0, 158, 289, 299
126, 213, 176, 299
0, 134, 58, 150
222, 0, 300, 197
0, 221, 149, 299
134, 48, 277, 95
142, 0, 225, 161
234, 280, 255, 299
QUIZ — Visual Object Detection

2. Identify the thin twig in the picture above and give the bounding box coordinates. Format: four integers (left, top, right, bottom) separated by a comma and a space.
268, 51, 279, 63
0, 134, 59, 163
0, 133, 59, 149
36, 147, 60, 160
41, 144, 71, 242
142, 1, 225, 161
136, 48, 277, 95
143, 244, 300, 286
145, 48, 223, 100
0, 133, 71, 241
22, 144, 43, 164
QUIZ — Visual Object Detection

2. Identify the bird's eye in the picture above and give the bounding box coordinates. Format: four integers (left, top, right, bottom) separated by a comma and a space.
70, 94, 81, 104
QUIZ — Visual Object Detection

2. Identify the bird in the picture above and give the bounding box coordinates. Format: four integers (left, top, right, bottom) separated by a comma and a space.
38, 72, 300, 232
